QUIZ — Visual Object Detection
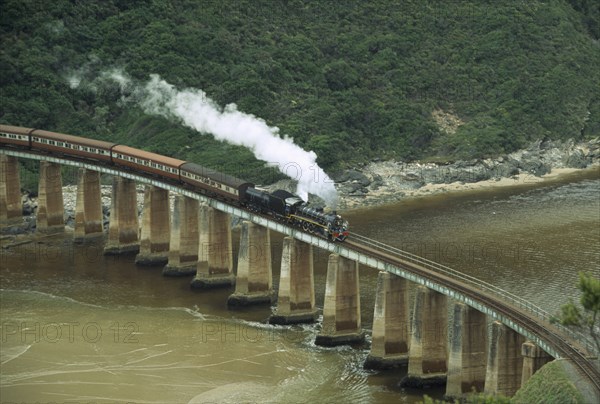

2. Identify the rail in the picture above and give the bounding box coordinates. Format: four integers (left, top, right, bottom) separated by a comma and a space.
2, 143, 599, 385
350, 232, 599, 359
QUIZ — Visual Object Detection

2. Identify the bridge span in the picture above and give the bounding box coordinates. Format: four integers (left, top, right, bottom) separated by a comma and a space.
1, 143, 599, 398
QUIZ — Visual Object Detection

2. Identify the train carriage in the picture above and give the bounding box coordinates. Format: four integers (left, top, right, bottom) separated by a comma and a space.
111, 145, 185, 181
0, 125, 35, 147
1, 123, 349, 241
180, 162, 253, 201
30, 129, 116, 162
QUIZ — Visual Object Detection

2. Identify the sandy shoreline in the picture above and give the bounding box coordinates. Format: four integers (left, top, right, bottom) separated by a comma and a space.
332, 137, 600, 211
337, 164, 600, 212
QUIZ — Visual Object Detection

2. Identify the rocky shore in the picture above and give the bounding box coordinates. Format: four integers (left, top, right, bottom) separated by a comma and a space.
3, 184, 147, 235
331, 138, 600, 210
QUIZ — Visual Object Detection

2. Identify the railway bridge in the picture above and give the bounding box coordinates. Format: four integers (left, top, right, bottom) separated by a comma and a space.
1, 141, 599, 399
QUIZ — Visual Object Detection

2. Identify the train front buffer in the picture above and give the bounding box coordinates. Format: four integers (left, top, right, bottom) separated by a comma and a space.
329, 215, 349, 242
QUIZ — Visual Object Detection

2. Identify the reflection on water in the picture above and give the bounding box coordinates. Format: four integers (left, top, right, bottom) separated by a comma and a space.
1, 167, 598, 402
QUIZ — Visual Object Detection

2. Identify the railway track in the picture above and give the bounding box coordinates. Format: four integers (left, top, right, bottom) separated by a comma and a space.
346, 234, 600, 393
3, 144, 597, 391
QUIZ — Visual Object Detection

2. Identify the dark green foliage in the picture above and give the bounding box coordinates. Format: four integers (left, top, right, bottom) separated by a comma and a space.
552, 272, 600, 353
1, 0, 598, 182
512, 360, 586, 403
566, 0, 600, 39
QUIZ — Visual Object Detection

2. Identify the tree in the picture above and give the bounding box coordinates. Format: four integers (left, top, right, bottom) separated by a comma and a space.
552, 272, 600, 354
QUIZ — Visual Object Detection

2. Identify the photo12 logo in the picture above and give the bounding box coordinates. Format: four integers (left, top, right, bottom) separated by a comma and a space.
1, 321, 139, 344
198, 321, 305, 344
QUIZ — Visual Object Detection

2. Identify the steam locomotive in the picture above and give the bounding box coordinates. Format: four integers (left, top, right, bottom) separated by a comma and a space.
0, 125, 349, 241
244, 188, 348, 241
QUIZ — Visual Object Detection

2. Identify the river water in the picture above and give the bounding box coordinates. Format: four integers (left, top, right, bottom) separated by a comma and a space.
1, 167, 599, 403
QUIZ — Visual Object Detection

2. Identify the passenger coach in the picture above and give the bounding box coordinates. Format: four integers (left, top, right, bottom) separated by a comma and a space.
30, 129, 116, 162
111, 145, 185, 181
180, 162, 253, 201
0, 125, 35, 147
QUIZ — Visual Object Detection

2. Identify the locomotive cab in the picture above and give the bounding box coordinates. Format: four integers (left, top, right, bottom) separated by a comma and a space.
330, 213, 349, 242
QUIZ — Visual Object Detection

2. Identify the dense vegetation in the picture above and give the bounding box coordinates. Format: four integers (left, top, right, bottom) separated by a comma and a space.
512, 360, 585, 403
553, 271, 600, 353
1, 0, 599, 183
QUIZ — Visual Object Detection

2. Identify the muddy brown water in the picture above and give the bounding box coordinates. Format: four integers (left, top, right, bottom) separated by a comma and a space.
1, 167, 598, 403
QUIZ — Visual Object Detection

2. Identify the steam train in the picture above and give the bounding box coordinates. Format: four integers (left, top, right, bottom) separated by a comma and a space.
0, 125, 349, 241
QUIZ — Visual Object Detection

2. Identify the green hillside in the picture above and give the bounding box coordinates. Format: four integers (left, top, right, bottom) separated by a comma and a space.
1, 0, 598, 182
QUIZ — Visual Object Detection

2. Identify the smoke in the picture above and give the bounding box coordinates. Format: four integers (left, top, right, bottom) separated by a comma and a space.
75, 70, 338, 206
65, 55, 103, 91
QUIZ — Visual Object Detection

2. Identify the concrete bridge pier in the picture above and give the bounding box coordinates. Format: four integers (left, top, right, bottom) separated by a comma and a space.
74, 168, 103, 242
191, 207, 234, 288
190, 205, 210, 287
484, 321, 525, 397
402, 285, 448, 388
37, 161, 64, 233
0, 154, 22, 226
315, 254, 364, 347
228, 221, 274, 306
135, 186, 170, 266
104, 176, 140, 255
521, 340, 552, 386
163, 195, 199, 276
269, 237, 317, 325
445, 302, 487, 399
364, 272, 410, 369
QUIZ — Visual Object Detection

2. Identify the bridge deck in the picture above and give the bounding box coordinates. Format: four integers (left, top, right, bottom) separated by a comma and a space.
2, 147, 598, 392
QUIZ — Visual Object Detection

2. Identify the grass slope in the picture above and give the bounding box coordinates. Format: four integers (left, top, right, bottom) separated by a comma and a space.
512, 360, 586, 404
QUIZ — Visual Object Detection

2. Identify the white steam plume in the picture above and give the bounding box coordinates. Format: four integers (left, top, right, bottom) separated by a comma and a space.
107, 72, 338, 206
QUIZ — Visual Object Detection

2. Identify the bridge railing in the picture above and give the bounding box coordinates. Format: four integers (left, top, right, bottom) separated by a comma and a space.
2, 147, 597, 361
351, 233, 599, 359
